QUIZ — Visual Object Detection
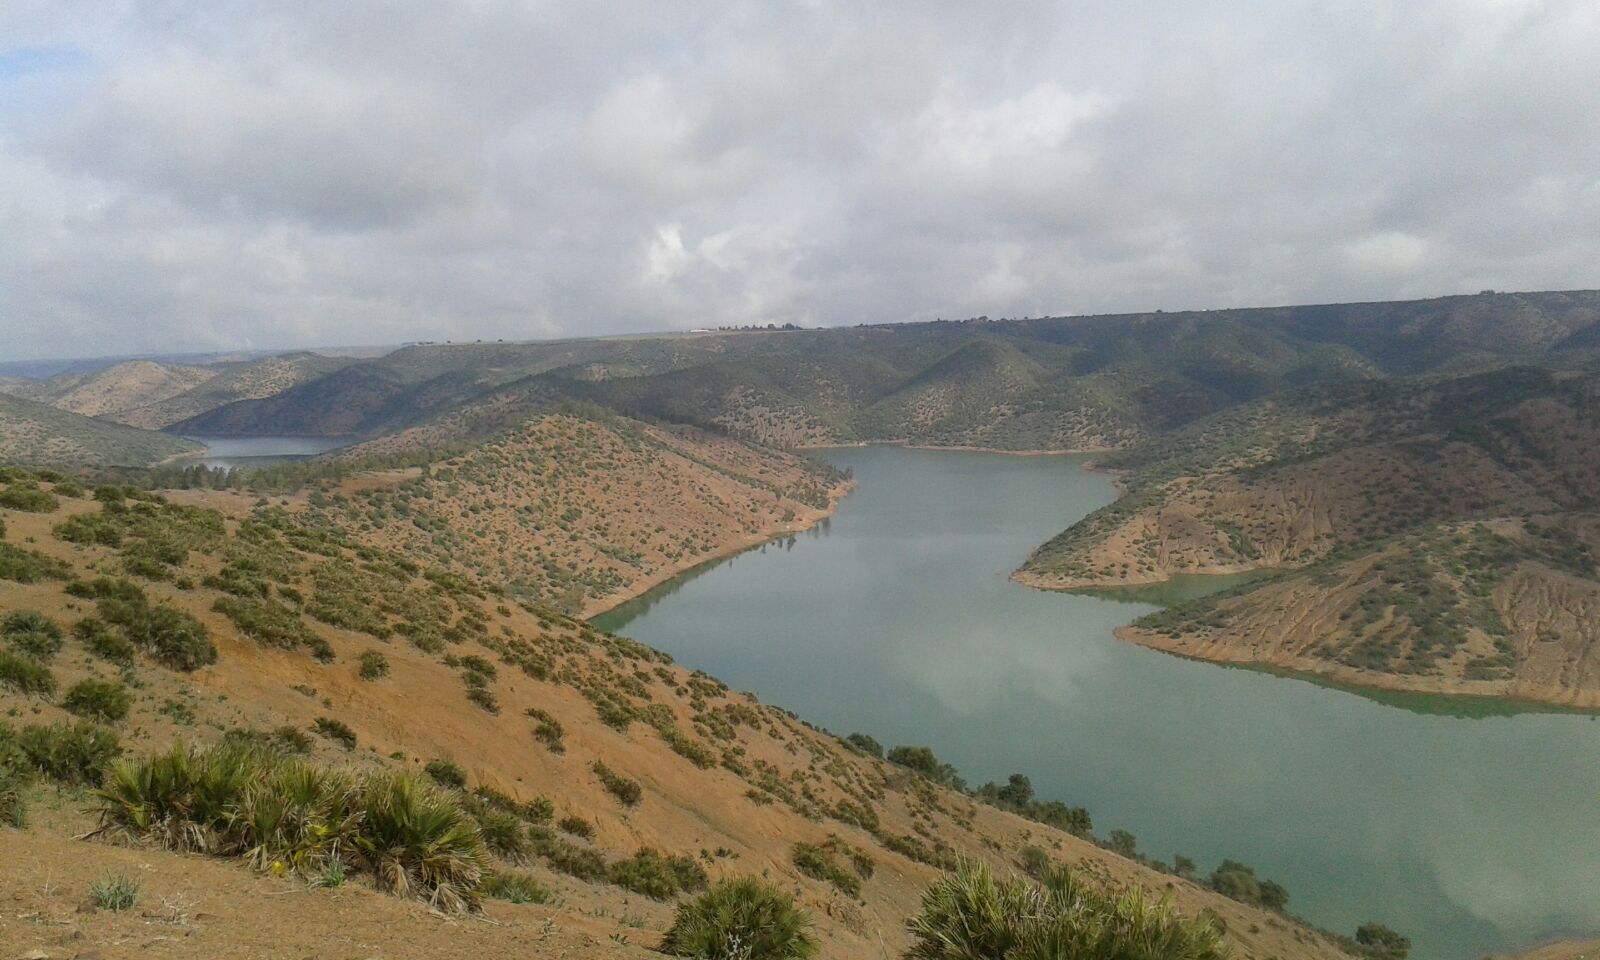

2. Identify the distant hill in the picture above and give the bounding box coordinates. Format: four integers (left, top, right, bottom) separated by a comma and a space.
2, 359, 216, 419
0, 393, 201, 467
117, 351, 353, 429
171, 290, 1600, 450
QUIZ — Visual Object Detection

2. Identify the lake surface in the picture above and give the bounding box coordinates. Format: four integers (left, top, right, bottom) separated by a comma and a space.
184, 436, 354, 470
595, 446, 1600, 960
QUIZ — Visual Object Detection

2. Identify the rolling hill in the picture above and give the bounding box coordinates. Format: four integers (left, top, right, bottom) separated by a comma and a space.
1, 359, 217, 419
0, 393, 202, 467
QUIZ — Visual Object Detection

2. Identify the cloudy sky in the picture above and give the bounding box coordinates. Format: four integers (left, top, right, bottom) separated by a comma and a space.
1, 0, 1597, 360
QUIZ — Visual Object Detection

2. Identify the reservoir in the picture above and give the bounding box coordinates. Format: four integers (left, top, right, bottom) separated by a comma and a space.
184, 435, 354, 470
595, 445, 1600, 960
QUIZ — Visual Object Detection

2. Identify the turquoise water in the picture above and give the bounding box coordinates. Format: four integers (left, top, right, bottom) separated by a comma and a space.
594, 446, 1600, 960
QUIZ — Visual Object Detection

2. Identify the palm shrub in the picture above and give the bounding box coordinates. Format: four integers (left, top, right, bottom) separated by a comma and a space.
2, 611, 64, 660
92, 743, 256, 852
62, 678, 132, 723
660, 877, 819, 960
353, 769, 490, 912
235, 760, 360, 876
0, 650, 55, 696
905, 860, 1229, 960
18, 721, 120, 786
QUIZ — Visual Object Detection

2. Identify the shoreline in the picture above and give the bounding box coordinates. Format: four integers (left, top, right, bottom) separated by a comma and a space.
1114, 624, 1600, 712
795, 439, 1118, 457
581, 475, 856, 620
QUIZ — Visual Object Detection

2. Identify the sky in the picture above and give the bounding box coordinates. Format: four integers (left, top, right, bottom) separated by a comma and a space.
1, 1, 1597, 361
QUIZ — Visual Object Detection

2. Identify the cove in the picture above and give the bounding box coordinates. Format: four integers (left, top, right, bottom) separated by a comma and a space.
183, 435, 355, 470
594, 446, 1600, 960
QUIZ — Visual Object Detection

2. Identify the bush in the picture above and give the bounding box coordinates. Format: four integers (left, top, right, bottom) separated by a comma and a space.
0, 651, 55, 696
2, 611, 65, 660
425, 758, 467, 790
844, 732, 883, 757
886, 745, 962, 787
906, 860, 1227, 960
529, 824, 609, 881
558, 814, 594, 839
0, 764, 27, 828
527, 707, 565, 753
1354, 922, 1411, 960
1208, 859, 1289, 912
19, 721, 121, 786
76, 618, 134, 663
0, 542, 72, 583
62, 678, 132, 723
483, 870, 551, 904
90, 871, 140, 912
105, 600, 217, 672
593, 760, 641, 806
661, 877, 818, 959
313, 717, 357, 750
608, 847, 708, 900
792, 841, 863, 897
358, 650, 390, 680
354, 769, 490, 912
0, 483, 59, 512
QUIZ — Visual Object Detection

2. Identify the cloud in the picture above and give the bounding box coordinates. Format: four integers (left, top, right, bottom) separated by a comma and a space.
0, 0, 1597, 358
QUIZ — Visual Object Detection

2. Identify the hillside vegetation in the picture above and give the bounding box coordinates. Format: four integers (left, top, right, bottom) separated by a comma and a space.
1, 359, 216, 419
0, 468, 1358, 960
0, 393, 202, 467
1019, 364, 1600, 705
173, 290, 1600, 451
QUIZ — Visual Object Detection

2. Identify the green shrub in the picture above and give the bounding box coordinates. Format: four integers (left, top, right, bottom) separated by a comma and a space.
470, 804, 530, 864
0, 764, 28, 828
0, 542, 72, 583
887, 745, 962, 787
1353, 922, 1411, 960
19, 721, 121, 786
0, 651, 55, 695
0, 483, 59, 512
358, 650, 390, 680
661, 877, 818, 959
526, 707, 565, 753
558, 814, 594, 839
90, 871, 140, 912
353, 769, 489, 912
425, 759, 467, 790
593, 760, 641, 806
313, 717, 357, 750
483, 870, 551, 904
792, 841, 864, 898
529, 824, 609, 881
608, 847, 709, 900
2, 610, 65, 660
96, 591, 216, 672
1208, 859, 1289, 912
62, 678, 132, 723
905, 860, 1227, 960
54, 512, 127, 547
75, 618, 134, 663
844, 732, 883, 758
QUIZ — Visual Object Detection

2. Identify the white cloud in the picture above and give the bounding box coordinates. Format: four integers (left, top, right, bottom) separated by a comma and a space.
0, 0, 1596, 358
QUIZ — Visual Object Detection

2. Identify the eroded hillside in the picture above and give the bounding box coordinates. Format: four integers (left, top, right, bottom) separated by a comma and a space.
0, 470, 1356, 960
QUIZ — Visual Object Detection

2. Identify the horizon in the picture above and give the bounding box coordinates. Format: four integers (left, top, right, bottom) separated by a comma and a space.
7, 283, 1596, 369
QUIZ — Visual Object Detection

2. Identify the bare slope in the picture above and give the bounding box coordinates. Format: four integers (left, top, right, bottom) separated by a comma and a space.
116, 351, 353, 428
0, 473, 1353, 960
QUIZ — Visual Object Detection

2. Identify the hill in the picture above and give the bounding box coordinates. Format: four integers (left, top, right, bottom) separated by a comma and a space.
170, 290, 1600, 454
307, 411, 851, 615
0, 468, 1357, 960
2, 359, 217, 418
116, 351, 354, 429
0, 393, 202, 467
1017, 364, 1600, 705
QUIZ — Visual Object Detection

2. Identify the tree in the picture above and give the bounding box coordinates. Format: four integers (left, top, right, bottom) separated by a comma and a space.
1355, 922, 1411, 960
1107, 829, 1139, 858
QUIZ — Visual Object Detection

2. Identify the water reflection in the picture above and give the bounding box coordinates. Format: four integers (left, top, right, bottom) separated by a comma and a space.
595, 446, 1600, 960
